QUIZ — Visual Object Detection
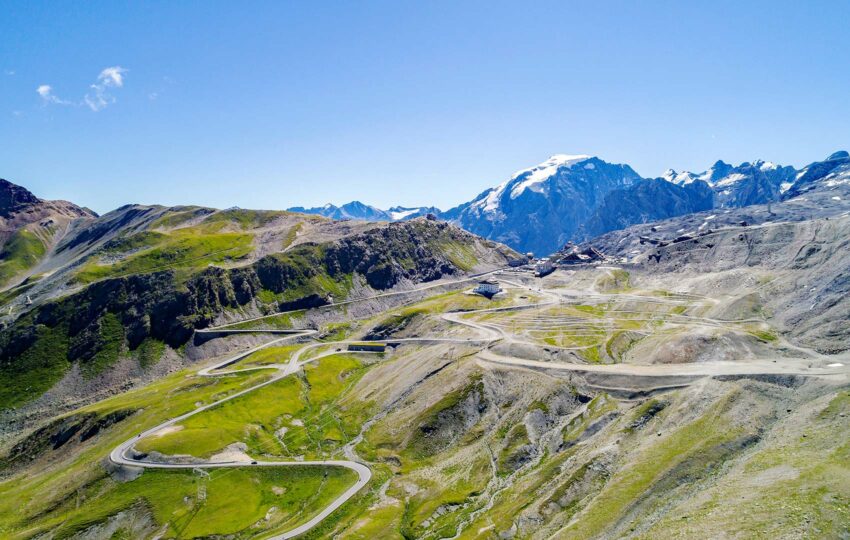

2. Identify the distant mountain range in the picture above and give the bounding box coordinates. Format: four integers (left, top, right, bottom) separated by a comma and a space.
288, 150, 850, 255
287, 202, 439, 222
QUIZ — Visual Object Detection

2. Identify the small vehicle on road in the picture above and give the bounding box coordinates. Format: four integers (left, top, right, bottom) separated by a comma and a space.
251, 460, 258, 465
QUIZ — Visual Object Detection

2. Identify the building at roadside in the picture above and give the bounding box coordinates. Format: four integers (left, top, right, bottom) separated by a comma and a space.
473, 279, 502, 297
534, 259, 556, 277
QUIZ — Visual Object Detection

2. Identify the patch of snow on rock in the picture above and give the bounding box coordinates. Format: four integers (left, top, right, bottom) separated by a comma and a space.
715, 173, 747, 187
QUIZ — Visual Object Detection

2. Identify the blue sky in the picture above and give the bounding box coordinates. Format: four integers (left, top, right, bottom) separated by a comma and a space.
2, 1, 849, 214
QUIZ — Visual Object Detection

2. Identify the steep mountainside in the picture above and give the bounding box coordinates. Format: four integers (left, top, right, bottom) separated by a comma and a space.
586, 162, 850, 354
782, 150, 850, 199
0, 179, 96, 289
0, 202, 389, 320
579, 178, 715, 239
590, 151, 850, 261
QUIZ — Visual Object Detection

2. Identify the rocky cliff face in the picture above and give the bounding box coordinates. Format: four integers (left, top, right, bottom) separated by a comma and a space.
579, 178, 715, 239
782, 150, 850, 200
663, 159, 797, 208
0, 179, 42, 217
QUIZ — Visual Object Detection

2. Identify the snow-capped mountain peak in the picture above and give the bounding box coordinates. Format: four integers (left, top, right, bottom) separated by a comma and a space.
445, 154, 642, 254
478, 181, 509, 212
661, 169, 700, 185
509, 154, 592, 199
659, 157, 798, 207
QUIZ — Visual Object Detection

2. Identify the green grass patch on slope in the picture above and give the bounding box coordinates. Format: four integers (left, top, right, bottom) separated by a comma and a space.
562, 393, 617, 444
640, 390, 850, 538
0, 324, 71, 409
282, 222, 303, 249
100, 231, 168, 253
438, 240, 479, 272
0, 229, 47, 286
134, 337, 166, 368
80, 312, 126, 378
223, 311, 303, 331
497, 423, 532, 476
137, 354, 371, 459
202, 208, 290, 230
283, 354, 373, 455
230, 344, 303, 368
402, 451, 493, 539
13, 466, 356, 540
75, 229, 254, 283
136, 375, 306, 458
0, 366, 278, 537
557, 392, 746, 538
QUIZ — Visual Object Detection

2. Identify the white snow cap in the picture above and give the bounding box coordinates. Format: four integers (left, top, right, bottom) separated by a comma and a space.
389, 208, 419, 220
715, 173, 747, 188
661, 169, 699, 185
510, 154, 592, 199
754, 159, 778, 171
479, 181, 509, 212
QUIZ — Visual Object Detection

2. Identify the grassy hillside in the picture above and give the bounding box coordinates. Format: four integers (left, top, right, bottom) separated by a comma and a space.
72, 209, 272, 283
0, 364, 357, 539
0, 229, 47, 286
0, 219, 507, 410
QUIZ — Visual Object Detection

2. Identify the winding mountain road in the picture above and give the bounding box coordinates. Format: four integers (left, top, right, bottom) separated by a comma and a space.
108, 273, 510, 539
108, 271, 849, 539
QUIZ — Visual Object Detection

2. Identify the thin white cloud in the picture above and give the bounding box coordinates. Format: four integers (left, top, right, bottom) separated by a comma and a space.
4, 70, 14, 76
99, 66, 126, 86
84, 66, 128, 111
37, 66, 128, 111
36, 84, 72, 105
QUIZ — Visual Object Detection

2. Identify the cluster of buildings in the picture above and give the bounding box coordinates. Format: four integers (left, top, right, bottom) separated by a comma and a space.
473, 242, 609, 298
505, 252, 557, 278
557, 243, 606, 265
